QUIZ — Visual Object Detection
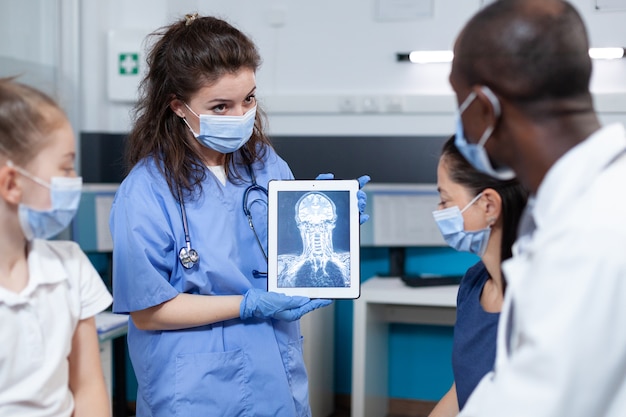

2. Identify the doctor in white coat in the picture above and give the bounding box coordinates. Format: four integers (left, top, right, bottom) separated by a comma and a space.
448, 1, 626, 416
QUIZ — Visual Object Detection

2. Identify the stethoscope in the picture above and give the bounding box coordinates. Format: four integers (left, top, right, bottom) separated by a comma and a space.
177, 166, 268, 275
177, 185, 200, 269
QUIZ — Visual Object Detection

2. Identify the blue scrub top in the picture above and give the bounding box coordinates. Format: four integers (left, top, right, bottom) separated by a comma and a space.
110, 147, 310, 417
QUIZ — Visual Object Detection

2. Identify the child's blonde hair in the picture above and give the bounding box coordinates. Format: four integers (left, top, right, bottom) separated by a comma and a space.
0, 78, 66, 165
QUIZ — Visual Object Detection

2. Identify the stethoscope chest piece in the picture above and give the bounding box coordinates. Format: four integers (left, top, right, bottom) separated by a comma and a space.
179, 246, 199, 269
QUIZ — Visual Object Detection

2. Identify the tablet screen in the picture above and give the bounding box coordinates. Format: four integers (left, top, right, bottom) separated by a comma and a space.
267, 179, 361, 299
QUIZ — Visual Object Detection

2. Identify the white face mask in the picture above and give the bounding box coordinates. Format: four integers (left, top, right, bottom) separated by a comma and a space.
8, 161, 82, 240
183, 104, 257, 154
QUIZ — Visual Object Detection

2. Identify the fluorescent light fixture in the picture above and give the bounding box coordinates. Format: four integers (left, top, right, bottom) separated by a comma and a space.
588, 47, 625, 60
398, 47, 626, 63
399, 50, 454, 64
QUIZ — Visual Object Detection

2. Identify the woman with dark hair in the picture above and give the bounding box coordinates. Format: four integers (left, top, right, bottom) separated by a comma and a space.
109, 14, 367, 417
428, 136, 528, 416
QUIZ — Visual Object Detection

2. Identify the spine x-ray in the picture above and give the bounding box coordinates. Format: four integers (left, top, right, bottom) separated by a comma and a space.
276, 190, 351, 288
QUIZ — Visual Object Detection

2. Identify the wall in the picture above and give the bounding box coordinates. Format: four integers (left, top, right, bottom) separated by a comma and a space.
0, 0, 59, 92
76, 0, 626, 136
3, 0, 626, 136
77, 0, 476, 133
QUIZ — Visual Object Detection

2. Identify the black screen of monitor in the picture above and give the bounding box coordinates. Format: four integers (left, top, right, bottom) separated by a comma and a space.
271, 135, 447, 183
80, 133, 448, 184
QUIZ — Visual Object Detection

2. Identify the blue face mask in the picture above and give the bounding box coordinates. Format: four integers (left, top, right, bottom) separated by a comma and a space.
432, 193, 492, 257
8, 162, 82, 240
183, 104, 256, 154
455, 86, 515, 180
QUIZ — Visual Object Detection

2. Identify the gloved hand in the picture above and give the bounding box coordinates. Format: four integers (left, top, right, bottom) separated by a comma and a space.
315, 173, 371, 224
356, 175, 370, 224
240, 288, 332, 322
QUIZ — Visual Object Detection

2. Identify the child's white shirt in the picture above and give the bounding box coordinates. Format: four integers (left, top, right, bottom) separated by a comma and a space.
0, 239, 113, 417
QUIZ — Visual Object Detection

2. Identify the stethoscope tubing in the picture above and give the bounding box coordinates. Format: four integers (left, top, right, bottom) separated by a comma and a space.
177, 185, 199, 269
177, 165, 268, 270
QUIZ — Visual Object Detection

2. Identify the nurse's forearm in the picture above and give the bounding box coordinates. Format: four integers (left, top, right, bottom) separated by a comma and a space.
130, 293, 244, 330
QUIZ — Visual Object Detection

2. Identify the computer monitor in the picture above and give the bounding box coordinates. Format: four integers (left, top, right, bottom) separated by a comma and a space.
271, 135, 447, 183
80, 132, 127, 183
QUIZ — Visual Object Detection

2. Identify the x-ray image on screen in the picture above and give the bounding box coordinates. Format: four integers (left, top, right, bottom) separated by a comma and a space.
276, 190, 351, 288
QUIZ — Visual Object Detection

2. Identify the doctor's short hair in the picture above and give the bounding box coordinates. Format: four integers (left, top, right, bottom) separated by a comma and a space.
0, 78, 66, 165
440, 136, 529, 263
455, 0, 592, 105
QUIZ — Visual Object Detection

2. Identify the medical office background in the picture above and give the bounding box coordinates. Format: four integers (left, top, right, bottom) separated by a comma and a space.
2, 0, 626, 413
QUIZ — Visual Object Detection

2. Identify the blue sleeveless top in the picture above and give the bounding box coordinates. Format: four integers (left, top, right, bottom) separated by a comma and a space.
452, 261, 499, 410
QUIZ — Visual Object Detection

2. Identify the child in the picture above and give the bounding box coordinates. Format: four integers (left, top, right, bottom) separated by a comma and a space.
0, 78, 113, 417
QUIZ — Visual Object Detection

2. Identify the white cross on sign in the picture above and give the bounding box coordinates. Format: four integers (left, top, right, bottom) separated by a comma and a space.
118, 53, 139, 75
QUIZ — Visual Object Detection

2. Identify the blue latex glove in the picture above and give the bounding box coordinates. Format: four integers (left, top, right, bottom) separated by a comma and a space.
240, 288, 332, 322
315, 173, 371, 224
315, 173, 335, 180
356, 175, 370, 224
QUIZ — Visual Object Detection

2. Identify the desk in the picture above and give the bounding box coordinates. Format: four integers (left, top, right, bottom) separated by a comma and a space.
96, 312, 129, 417
351, 277, 458, 417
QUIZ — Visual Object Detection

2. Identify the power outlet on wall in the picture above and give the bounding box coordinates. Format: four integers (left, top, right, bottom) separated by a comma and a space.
338, 96, 357, 113
361, 97, 380, 113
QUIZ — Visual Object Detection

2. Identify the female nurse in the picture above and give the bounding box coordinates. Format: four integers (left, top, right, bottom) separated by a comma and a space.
109, 14, 367, 417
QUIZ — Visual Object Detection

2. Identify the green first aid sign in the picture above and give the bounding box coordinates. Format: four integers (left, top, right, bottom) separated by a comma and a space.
118, 53, 139, 75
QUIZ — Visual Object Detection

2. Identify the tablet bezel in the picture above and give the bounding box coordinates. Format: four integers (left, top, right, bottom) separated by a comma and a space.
267, 179, 360, 299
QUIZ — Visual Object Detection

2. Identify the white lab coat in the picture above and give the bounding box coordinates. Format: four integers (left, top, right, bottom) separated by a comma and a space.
460, 123, 626, 417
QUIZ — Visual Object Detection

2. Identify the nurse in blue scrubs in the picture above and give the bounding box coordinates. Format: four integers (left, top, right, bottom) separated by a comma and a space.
109, 14, 364, 417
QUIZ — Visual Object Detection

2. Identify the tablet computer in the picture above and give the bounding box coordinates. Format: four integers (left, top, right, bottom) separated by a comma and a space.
267, 179, 361, 299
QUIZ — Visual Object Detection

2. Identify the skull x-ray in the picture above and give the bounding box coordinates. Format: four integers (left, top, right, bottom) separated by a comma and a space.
276, 190, 351, 288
